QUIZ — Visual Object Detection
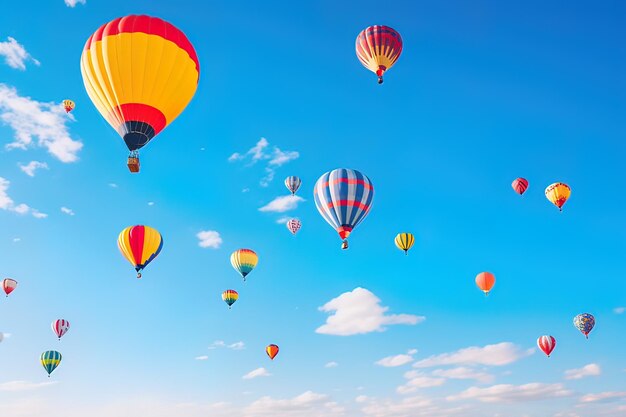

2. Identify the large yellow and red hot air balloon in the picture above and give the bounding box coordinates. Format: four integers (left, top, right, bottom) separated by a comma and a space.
355, 25, 403, 84
80, 15, 200, 173
117, 225, 163, 278
545, 182, 571, 211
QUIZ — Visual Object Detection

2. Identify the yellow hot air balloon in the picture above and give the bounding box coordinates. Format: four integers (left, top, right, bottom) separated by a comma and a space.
80, 15, 200, 173
62, 99, 75, 113
230, 249, 258, 281
394, 233, 415, 255
117, 225, 163, 278
545, 182, 571, 211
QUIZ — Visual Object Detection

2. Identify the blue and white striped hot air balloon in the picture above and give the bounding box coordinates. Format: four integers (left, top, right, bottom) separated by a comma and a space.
284, 176, 302, 195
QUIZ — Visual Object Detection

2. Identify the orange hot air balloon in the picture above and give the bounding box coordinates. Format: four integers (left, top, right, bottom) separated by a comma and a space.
475, 272, 495, 295
266, 344, 279, 360
545, 182, 571, 211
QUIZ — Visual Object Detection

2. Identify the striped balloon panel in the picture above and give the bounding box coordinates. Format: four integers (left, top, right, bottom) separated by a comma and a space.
80, 15, 199, 151
41, 350, 62, 375
286, 219, 301, 234
230, 249, 258, 278
314, 169, 374, 240
52, 319, 70, 339
222, 290, 239, 306
394, 233, 415, 252
355, 25, 403, 73
117, 225, 163, 271
284, 176, 301, 195
2, 278, 17, 295
266, 344, 279, 360
537, 335, 556, 356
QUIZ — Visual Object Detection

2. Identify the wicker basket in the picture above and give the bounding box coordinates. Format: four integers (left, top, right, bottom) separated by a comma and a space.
127, 157, 140, 173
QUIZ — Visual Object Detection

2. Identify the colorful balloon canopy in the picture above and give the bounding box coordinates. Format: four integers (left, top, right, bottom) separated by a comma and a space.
475, 272, 495, 295
222, 290, 239, 309
80, 15, 200, 172
284, 176, 302, 195
266, 344, 279, 360
512, 178, 529, 195
537, 335, 556, 357
117, 225, 163, 278
230, 249, 258, 281
394, 233, 415, 255
574, 313, 595, 339
356, 25, 403, 84
545, 182, 571, 211
62, 99, 75, 113
314, 168, 374, 250
41, 350, 62, 377
2, 278, 17, 297
286, 219, 301, 235
52, 319, 70, 340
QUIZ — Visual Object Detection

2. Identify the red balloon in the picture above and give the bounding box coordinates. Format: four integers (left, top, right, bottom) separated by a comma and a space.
512, 178, 529, 195
537, 335, 556, 357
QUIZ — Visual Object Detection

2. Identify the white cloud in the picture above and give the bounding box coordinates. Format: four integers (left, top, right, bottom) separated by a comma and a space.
0, 177, 47, 218
208, 340, 245, 350
269, 147, 299, 166
413, 342, 534, 368
108, 183, 118, 188
195, 356, 209, 361
276, 216, 290, 224
376, 349, 418, 367
564, 363, 601, 380
229, 341, 245, 350
242, 188, 250, 193
196, 230, 222, 249
325, 362, 339, 368
0, 37, 39, 70
579, 392, 626, 403
259, 195, 304, 213
244, 391, 344, 417
60, 207, 74, 216
243, 367, 271, 380
613, 307, 625, 314
0, 380, 57, 392
316, 287, 425, 336
148, 202, 154, 206
431, 367, 494, 384
0, 84, 82, 162
397, 371, 446, 394
64, 0, 86, 7
229, 138, 299, 186
12, 237, 20, 242
447, 383, 572, 403
358, 395, 466, 417
18, 161, 48, 177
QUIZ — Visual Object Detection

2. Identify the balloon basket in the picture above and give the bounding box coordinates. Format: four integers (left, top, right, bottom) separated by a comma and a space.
127, 157, 140, 173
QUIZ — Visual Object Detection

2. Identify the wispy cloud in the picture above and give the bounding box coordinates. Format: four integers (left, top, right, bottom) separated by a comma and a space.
148, 202, 155, 206
614, 307, 625, 314
0, 177, 47, 218
316, 287, 425, 336
242, 367, 271, 380
447, 383, 572, 403
376, 349, 418, 367
397, 371, 446, 394
196, 230, 222, 249
579, 391, 626, 403
195, 356, 209, 361
64, 0, 86, 7
229, 138, 299, 187
259, 195, 304, 213
564, 363, 601, 380
60, 207, 74, 216
0, 84, 82, 162
325, 361, 339, 368
431, 367, 494, 384
18, 161, 48, 177
108, 183, 118, 188
207, 340, 245, 350
413, 342, 534, 368
0, 380, 57, 392
244, 391, 344, 417
0, 37, 39, 70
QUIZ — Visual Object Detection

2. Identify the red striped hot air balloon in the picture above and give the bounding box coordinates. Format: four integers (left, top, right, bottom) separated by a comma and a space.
537, 335, 556, 357
356, 25, 403, 84
80, 15, 200, 173
52, 319, 70, 340
475, 272, 495, 296
512, 178, 529, 195
266, 344, 279, 360
2, 278, 17, 297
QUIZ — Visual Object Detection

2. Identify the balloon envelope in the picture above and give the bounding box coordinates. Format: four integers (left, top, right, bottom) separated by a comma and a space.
266, 344, 279, 360
475, 272, 495, 295
512, 178, 529, 195
230, 249, 258, 280
286, 219, 301, 235
356, 25, 403, 84
62, 99, 75, 113
537, 335, 556, 357
284, 176, 302, 195
41, 350, 62, 376
222, 290, 239, 308
545, 182, 571, 210
52, 319, 70, 340
2, 278, 17, 296
394, 233, 415, 254
117, 225, 163, 278
573, 313, 595, 338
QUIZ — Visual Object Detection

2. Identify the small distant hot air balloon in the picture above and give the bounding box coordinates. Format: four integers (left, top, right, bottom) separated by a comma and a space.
285, 176, 302, 195
222, 290, 239, 309
356, 25, 403, 84
117, 225, 163, 278
545, 183, 571, 211
394, 233, 415, 255
286, 219, 301, 235
230, 249, 258, 281
80, 15, 200, 173
512, 178, 529, 195
475, 272, 495, 295
62, 99, 75, 113
52, 320, 70, 340
2, 278, 17, 297
41, 350, 62, 377
314, 168, 374, 250
574, 313, 595, 339
266, 344, 279, 360
537, 335, 556, 357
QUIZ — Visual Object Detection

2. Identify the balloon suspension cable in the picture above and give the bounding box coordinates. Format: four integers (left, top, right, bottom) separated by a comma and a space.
404, 250, 408, 256
130, 150, 139, 158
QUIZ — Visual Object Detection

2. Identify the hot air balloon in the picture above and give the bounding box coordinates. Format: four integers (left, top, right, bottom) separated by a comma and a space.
41, 350, 62, 377
394, 233, 415, 255
230, 249, 258, 281
62, 99, 75, 113
537, 335, 556, 357
286, 219, 301, 235
475, 272, 495, 295
117, 225, 163, 278
285, 176, 302, 195
52, 319, 70, 340
266, 344, 279, 360
80, 15, 200, 173
222, 290, 239, 309
314, 168, 374, 250
545, 182, 571, 211
2, 278, 17, 297
356, 25, 403, 84
512, 178, 529, 195
574, 313, 595, 339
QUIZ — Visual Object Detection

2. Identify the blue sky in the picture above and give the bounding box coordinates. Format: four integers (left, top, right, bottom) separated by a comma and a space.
1, 0, 626, 416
